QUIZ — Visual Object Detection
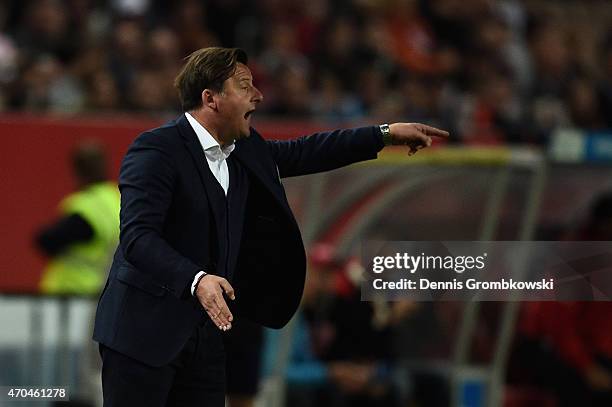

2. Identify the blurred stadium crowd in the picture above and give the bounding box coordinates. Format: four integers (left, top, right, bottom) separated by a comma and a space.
1, 0, 612, 143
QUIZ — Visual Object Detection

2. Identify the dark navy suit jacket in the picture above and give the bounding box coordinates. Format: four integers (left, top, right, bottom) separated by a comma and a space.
93, 114, 384, 366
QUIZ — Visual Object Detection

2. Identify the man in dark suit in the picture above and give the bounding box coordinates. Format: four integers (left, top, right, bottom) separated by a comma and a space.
93, 47, 448, 407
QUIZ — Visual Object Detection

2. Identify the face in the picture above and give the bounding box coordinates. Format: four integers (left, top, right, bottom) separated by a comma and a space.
216, 63, 263, 141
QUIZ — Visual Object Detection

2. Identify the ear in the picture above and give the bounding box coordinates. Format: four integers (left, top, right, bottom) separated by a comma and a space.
201, 89, 217, 110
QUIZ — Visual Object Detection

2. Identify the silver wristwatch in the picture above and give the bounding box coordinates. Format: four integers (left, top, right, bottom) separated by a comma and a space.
379, 123, 392, 146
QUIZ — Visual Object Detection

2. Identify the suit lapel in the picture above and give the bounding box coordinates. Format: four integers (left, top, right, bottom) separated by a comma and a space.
177, 115, 295, 225
232, 135, 296, 221
232, 138, 280, 191
176, 114, 226, 221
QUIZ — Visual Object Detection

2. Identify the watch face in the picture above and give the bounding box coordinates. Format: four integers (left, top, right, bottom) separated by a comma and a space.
380, 124, 392, 145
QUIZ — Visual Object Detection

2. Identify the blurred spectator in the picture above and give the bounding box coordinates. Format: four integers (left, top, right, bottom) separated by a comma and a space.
400, 74, 457, 139
128, 69, 171, 112
35, 140, 120, 295
265, 62, 312, 118
18, 55, 85, 112
526, 20, 575, 141
294, 0, 327, 56
85, 69, 119, 111
470, 12, 531, 93
147, 27, 181, 71
169, 0, 218, 56
108, 18, 145, 106
0, 3, 18, 109
258, 22, 306, 80
264, 244, 400, 407
313, 16, 373, 92
35, 140, 120, 406
458, 66, 525, 144
567, 76, 606, 129
15, 0, 79, 63
383, 0, 442, 75
511, 192, 612, 406
599, 31, 612, 128
357, 66, 390, 116
110, 0, 150, 18
311, 72, 364, 122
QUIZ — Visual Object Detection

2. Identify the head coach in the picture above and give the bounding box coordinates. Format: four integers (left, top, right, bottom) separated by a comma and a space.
93, 46, 448, 406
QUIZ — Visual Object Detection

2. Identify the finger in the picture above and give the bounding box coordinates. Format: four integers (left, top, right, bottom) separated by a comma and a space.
410, 130, 431, 147
412, 139, 431, 148
205, 308, 225, 330
202, 295, 226, 327
408, 141, 429, 156
201, 296, 221, 317
206, 309, 221, 328
420, 125, 449, 138
206, 304, 231, 331
407, 134, 431, 149
213, 294, 233, 325
219, 279, 236, 300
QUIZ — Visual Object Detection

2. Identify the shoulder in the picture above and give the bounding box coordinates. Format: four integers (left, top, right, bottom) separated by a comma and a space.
130, 118, 182, 153
247, 127, 266, 144
235, 127, 268, 152
59, 190, 85, 212
59, 188, 99, 216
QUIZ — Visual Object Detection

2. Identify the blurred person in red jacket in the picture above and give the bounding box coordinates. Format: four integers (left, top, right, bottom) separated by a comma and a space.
307, 243, 402, 407
513, 192, 612, 406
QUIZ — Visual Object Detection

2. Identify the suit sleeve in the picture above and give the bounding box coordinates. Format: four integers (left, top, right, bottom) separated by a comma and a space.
35, 213, 94, 256
266, 126, 385, 178
119, 132, 200, 298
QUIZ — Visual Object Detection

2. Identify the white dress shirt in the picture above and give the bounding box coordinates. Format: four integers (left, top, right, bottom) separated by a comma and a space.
185, 112, 235, 194
185, 112, 235, 295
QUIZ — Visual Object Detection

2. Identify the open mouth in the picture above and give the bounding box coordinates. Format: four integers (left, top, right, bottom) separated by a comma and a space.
244, 109, 255, 120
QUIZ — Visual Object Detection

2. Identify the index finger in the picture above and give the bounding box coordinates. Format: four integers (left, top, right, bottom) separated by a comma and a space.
420, 125, 449, 138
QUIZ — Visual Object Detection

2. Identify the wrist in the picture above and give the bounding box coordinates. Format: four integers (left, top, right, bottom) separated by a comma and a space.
379, 123, 392, 146
191, 271, 207, 296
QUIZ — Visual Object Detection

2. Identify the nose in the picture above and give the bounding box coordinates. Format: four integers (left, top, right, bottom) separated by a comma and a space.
252, 86, 264, 104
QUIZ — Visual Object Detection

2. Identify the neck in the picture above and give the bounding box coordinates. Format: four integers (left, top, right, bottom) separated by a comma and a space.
188, 109, 228, 147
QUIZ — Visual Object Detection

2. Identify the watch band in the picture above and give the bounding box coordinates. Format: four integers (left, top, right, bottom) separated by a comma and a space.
379, 123, 392, 146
